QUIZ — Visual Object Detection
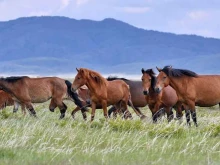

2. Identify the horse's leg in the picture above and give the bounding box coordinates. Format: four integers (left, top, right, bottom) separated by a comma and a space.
121, 101, 132, 119
49, 99, 57, 112
21, 104, 26, 116
175, 102, 184, 120
91, 102, 96, 122
71, 106, 88, 121
151, 102, 161, 123
164, 106, 173, 122
185, 100, 197, 127
57, 102, 67, 119
102, 100, 108, 120
13, 101, 20, 113
25, 102, 37, 117
108, 106, 116, 118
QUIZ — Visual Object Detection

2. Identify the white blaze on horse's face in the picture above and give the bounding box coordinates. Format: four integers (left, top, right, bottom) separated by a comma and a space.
141, 73, 151, 95
155, 71, 169, 93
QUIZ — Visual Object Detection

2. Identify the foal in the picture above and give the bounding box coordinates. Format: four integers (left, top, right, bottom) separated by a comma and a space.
0, 76, 85, 119
71, 68, 133, 121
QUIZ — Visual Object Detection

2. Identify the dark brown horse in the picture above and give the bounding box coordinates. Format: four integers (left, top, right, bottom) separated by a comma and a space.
0, 76, 85, 119
71, 68, 137, 121
141, 68, 180, 122
155, 66, 220, 126
107, 77, 147, 119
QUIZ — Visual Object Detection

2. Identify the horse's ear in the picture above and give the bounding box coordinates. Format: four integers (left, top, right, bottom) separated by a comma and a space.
141, 68, 145, 74
76, 68, 79, 72
156, 67, 162, 72
149, 69, 154, 75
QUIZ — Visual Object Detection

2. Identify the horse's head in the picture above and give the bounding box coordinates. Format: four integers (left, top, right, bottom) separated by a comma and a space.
71, 68, 88, 92
154, 66, 171, 93
141, 68, 155, 95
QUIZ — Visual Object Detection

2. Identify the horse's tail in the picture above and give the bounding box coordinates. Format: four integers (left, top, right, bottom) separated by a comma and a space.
65, 80, 87, 111
128, 95, 147, 120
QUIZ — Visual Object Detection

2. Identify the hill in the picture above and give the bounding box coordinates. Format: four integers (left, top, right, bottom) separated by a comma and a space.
0, 16, 220, 76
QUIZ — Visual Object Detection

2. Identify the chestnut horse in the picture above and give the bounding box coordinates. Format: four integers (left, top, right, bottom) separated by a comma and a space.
0, 90, 26, 114
71, 68, 138, 121
71, 81, 147, 120
0, 76, 85, 119
155, 66, 220, 126
141, 68, 180, 122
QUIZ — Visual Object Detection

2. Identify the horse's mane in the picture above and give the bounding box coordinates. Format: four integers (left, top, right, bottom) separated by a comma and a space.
81, 68, 107, 87
106, 76, 129, 81
161, 66, 198, 77
142, 69, 156, 89
0, 76, 29, 83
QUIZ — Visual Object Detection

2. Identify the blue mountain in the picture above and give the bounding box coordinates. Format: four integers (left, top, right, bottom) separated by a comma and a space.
0, 16, 220, 76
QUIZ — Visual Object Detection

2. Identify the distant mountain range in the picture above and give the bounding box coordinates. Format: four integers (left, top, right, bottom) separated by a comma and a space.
0, 16, 220, 77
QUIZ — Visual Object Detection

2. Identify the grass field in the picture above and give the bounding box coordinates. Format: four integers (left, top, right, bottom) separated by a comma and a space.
0, 101, 220, 165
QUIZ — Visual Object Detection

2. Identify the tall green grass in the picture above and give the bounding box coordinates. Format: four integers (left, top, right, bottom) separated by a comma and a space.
0, 101, 219, 165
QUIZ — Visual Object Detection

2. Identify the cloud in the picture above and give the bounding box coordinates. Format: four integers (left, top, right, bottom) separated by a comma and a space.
29, 10, 52, 16
116, 7, 150, 14
76, 0, 90, 6
188, 11, 209, 21
59, 0, 70, 11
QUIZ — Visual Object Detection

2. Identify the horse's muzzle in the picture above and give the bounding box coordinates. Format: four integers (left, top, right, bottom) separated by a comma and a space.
71, 87, 76, 92
154, 87, 161, 93
143, 90, 149, 95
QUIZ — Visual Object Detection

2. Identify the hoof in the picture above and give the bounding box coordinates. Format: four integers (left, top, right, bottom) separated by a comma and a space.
50, 109, 55, 112
140, 115, 147, 120
59, 113, 65, 119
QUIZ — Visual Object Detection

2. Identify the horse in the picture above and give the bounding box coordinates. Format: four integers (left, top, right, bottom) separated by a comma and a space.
155, 66, 220, 126
71, 68, 138, 121
141, 68, 181, 122
106, 77, 147, 119
0, 76, 86, 119
0, 90, 26, 114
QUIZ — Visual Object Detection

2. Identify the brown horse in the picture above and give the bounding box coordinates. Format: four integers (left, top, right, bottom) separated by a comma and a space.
141, 68, 180, 122
0, 90, 26, 114
0, 76, 85, 119
71, 81, 147, 120
155, 66, 220, 126
71, 68, 137, 121
106, 77, 147, 118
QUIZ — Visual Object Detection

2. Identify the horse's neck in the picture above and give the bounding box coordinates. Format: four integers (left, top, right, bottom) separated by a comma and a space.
85, 77, 106, 96
169, 77, 187, 96
0, 80, 13, 94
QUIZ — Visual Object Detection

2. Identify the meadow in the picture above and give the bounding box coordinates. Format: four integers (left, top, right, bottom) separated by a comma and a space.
0, 101, 219, 165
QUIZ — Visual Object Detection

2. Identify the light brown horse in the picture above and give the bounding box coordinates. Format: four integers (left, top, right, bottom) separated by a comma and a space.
71, 68, 137, 121
0, 90, 26, 114
155, 66, 220, 126
0, 76, 85, 119
141, 68, 180, 122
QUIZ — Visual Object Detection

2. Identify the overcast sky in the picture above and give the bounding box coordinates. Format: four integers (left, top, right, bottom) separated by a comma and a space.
0, 0, 220, 38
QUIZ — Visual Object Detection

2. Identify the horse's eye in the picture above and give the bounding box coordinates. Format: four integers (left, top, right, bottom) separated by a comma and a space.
78, 77, 80, 80
163, 76, 167, 79
141, 78, 144, 81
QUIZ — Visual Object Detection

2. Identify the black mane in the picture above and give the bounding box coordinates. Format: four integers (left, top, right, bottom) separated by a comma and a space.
0, 76, 29, 83
161, 66, 198, 77
106, 76, 129, 81
142, 69, 156, 89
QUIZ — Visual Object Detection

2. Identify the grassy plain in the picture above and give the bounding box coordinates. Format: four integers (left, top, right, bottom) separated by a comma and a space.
0, 101, 219, 165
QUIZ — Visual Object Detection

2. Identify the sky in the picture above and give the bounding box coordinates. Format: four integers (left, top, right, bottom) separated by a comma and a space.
0, 0, 220, 38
